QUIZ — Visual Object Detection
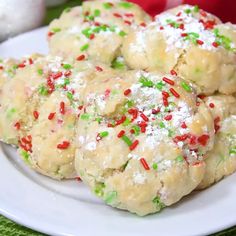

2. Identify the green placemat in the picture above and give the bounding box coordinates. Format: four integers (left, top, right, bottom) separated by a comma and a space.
0, 0, 235, 235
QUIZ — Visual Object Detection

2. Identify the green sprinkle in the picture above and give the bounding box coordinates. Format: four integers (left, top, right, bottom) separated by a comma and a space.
105, 191, 117, 204
99, 131, 109, 138
82, 28, 92, 38
103, 2, 112, 9
80, 44, 89, 52
111, 58, 125, 70
63, 64, 72, 70
119, 31, 127, 37
152, 163, 158, 170
121, 135, 132, 146
88, 15, 94, 21
20, 150, 30, 163
123, 118, 131, 126
96, 117, 102, 123
132, 125, 140, 136
166, 19, 180, 28
67, 92, 73, 101
118, 1, 133, 8
193, 5, 199, 13
64, 7, 71, 13
52, 27, 61, 33
155, 81, 165, 90
159, 122, 165, 128
152, 196, 165, 209
181, 81, 191, 92
229, 147, 236, 155
168, 129, 174, 137
80, 113, 90, 120
176, 155, 184, 162
64, 78, 70, 85
38, 85, 48, 96
188, 32, 199, 38
94, 182, 105, 197
184, 8, 192, 14
139, 76, 154, 87
94, 9, 101, 17
37, 69, 43, 75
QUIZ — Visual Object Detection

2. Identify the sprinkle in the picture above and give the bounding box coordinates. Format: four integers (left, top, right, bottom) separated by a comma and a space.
119, 31, 127, 37
14, 122, 21, 130
140, 158, 150, 170
169, 88, 180, 98
80, 44, 89, 52
124, 20, 131, 25
37, 69, 43, 75
181, 33, 188, 37
57, 141, 70, 149
156, 81, 165, 90
159, 26, 164, 30
131, 125, 140, 136
198, 94, 206, 100
125, 13, 134, 17
52, 71, 63, 80
197, 134, 209, 146
164, 114, 172, 121
162, 91, 169, 98
209, 103, 215, 108
89, 33, 95, 40
170, 70, 177, 76
99, 131, 109, 138
140, 113, 149, 122
163, 98, 169, 107
139, 122, 147, 133
140, 22, 146, 27
200, 9, 207, 17
152, 108, 160, 114
80, 113, 90, 120
159, 122, 165, 128
212, 42, 219, 48
103, 2, 113, 9
118, 2, 133, 8
163, 77, 175, 86
116, 116, 126, 125
121, 135, 132, 146
94, 9, 101, 17
152, 163, 158, 170
117, 130, 125, 138
48, 31, 54, 37
33, 111, 39, 120
95, 66, 103, 72
60, 102, 65, 115
124, 89, 131, 96
64, 70, 71, 77
77, 55, 85, 61
181, 122, 187, 129
48, 112, 56, 120
129, 140, 139, 151
176, 155, 184, 162
139, 76, 154, 87
181, 81, 191, 92
196, 39, 204, 45
63, 64, 72, 70
193, 5, 199, 13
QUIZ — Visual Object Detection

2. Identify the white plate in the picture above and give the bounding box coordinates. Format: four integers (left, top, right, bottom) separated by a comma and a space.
0, 27, 235, 236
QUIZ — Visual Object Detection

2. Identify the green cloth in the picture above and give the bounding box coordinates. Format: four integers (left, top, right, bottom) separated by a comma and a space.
0, 0, 235, 235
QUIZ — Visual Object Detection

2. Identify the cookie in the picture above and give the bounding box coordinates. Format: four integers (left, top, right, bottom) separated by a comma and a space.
75, 70, 215, 215
48, 0, 151, 64
198, 95, 236, 189
122, 5, 236, 94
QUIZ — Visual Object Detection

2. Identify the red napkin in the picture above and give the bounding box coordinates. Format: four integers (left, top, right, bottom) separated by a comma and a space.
129, 0, 236, 23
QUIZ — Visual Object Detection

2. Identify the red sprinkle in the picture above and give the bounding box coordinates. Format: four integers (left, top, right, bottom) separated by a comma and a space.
169, 88, 180, 98
163, 98, 169, 107
152, 108, 160, 114
181, 122, 187, 129
212, 42, 219, 48
197, 134, 209, 146
57, 141, 70, 149
48, 112, 56, 120
140, 22, 146, 27
129, 140, 139, 151
164, 114, 172, 121
64, 70, 72, 77
14, 122, 21, 130
117, 130, 125, 138
196, 39, 204, 45
124, 89, 131, 96
75, 176, 81, 181
179, 23, 184, 30
28, 58, 33, 65
214, 116, 221, 133
89, 34, 95, 40
140, 158, 150, 170
124, 13, 134, 17
159, 26, 164, 30
163, 77, 175, 86
138, 122, 147, 133
124, 20, 131, 25
60, 101, 65, 115
113, 13, 122, 18
52, 71, 63, 80
176, 12, 182, 17
33, 111, 39, 120
116, 116, 126, 125
181, 33, 188, 37
77, 54, 85, 61
48, 31, 54, 37
209, 103, 215, 108
198, 94, 206, 100
95, 66, 103, 72
170, 69, 177, 76
140, 113, 149, 122
200, 10, 207, 17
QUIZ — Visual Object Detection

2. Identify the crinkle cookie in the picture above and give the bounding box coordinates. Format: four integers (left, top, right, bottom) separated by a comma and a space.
198, 95, 236, 189
48, 0, 151, 64
0, 54, 44, 145
17, 56, 117, 179
75, 70, 215, 215
122, 5, 236, 95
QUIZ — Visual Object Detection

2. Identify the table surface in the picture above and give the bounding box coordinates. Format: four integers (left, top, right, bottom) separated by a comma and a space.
0, 0, 235, 235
